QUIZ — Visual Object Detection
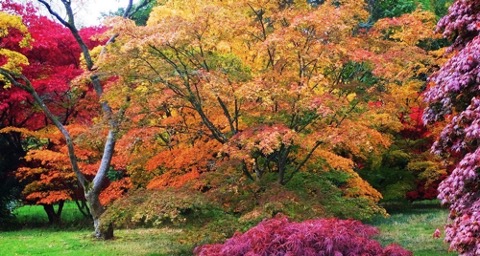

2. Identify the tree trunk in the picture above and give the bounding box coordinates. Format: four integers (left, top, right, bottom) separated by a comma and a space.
18, 0, 144, 240
86, 191, 113, 239
277, 146, 290, 185
43, 201, 64, 225
74, 199, 91, 218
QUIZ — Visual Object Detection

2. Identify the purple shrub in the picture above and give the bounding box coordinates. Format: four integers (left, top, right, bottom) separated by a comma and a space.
194, 215, 412, 256
423, 0, 480, 254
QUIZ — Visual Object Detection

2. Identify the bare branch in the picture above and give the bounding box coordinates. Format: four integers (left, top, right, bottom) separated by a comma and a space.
37, 0, 72, 29
284, 140, 323, 184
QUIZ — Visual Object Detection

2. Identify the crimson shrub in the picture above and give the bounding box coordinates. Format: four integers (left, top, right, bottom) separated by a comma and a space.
194, 214, 411, 256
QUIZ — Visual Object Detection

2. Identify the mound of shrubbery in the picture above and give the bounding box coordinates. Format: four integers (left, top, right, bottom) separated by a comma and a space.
197, 169, 386, 222
100, 188, 220, 229
101, 169, 390, 242
194, 214, 411, 256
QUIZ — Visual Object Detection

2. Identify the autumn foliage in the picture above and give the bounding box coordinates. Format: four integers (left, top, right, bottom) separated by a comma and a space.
94, 0, 444, 217
0, 0, 131, 234
194, 214, 411, 256
423, 0, 480, 254
0, 0, 454, 249
0, 1, 104, 130
0, 0, 112, 210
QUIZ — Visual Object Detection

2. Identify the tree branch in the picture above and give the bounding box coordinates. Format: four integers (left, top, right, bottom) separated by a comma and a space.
37, 0, 72, 29
217, 96, 236, 135
284, 140, 323, 184
0, 68, 88, 188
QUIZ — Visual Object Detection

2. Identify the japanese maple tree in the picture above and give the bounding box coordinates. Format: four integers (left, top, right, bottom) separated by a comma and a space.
194, 214, 412, 256
0, 0, 107, 223
99, 0, 394, 210
0, 0, 152, 238
99, 0, 441, 216
423, 0, 480, 254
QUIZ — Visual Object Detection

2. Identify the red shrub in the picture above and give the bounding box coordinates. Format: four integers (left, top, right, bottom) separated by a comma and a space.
194, 214, 411, 256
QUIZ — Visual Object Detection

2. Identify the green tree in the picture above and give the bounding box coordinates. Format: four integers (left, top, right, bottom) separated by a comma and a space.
105, 0, 157, 26
368, 0, 453, 21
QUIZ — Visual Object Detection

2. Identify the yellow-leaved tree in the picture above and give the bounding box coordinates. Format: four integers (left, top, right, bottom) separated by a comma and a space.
98, 0, 438, 219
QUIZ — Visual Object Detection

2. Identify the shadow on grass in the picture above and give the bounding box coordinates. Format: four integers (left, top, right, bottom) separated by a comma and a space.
1, 202, 91, 231
380, 199, 448, 214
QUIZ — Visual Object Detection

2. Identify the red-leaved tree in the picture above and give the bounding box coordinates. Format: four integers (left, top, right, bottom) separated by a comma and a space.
423, 0, 480, 254
0, 0, 106, 224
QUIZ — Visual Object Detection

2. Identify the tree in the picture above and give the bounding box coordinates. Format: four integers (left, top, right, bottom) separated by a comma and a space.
100, 0, 389, 205
341, 7, 450, 202
0, 0, 108, 224
0, 0, 151, 238
423, 0, 480, 254
98, 0, 440, 218
105, 0, 157, 26
0, 2, 35, 225
368, 0, 454, 21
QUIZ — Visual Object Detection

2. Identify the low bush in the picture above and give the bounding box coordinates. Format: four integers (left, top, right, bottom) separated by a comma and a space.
100, 188, 222, 229
194, 214, 412, 256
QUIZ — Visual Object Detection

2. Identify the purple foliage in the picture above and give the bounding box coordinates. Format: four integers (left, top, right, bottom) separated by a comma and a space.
436, 0, 480, 50
423, 37, 480, 124
423, 0, 480, 254
193, 215, 411, 256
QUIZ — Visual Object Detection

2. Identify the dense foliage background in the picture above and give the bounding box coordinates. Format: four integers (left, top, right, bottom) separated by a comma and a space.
3, 0, 476, 255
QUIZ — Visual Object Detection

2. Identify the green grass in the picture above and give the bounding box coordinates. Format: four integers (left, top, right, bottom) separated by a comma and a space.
2, 202, 195, 255
369, 201, 455, 256
0, 201, 457, 255
11, 202, 89, 228
0, 228, 192, 256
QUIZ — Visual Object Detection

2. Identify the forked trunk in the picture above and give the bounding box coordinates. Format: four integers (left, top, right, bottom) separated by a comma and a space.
43, 201, 64, 225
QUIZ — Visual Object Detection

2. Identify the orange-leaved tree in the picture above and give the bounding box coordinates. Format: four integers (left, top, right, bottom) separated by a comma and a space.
97, 0, 435, 211
350, 9, 450, 201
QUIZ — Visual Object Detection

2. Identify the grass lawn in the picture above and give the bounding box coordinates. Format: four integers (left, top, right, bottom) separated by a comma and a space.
2, 203, 193, 255
11, 202, 88, 228
0, 228, 191, 256
369, 201, 455, 256
0, 201, 456, 255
